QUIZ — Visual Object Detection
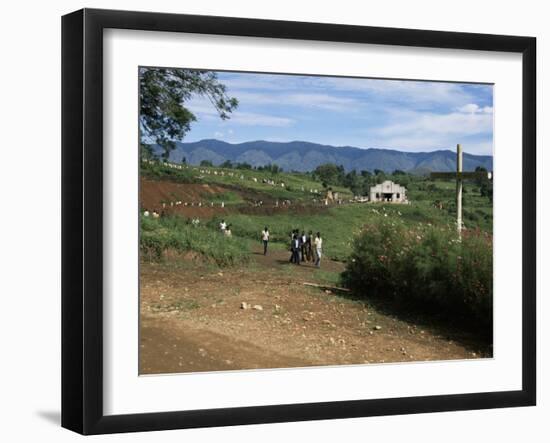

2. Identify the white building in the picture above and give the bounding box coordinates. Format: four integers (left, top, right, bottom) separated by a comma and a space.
369, 180, 408, 203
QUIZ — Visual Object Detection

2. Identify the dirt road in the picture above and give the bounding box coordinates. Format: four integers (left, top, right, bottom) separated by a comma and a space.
140, 245, 489, 375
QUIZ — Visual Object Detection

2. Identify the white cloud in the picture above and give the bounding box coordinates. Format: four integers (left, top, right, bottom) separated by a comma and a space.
365, 108, 493, 154
185, 96, 293, 127
230, 111, 294, 127
456, 103, 494, 114
226, 91, 360, 112
307, 77, 484, 108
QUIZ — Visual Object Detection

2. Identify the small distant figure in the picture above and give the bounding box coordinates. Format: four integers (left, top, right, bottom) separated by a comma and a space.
261, 227, 270, 255
143, 209, 150, 217
152, 210, 160, 219
224, 224, 232, 237
314, 232, 323, 268
221, 201, 225, 208
289, 229, 298, 263
291, 234, 301, 265
300, 231, 307, 262
306, 230, 313, 262
219, 219, 227, 233
191, 217, 200, 227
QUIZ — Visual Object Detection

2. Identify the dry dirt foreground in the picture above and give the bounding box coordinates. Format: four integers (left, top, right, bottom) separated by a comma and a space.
139, 245, 487, 375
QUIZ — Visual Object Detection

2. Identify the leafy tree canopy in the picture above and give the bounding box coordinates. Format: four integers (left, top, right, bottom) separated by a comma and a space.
313, 163, 345, 186
139, 68, 238, 159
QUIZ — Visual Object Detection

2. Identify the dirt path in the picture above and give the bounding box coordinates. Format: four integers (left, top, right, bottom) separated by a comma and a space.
140, 245, 489, 375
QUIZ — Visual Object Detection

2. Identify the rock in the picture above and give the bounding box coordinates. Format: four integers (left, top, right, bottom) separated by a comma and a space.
253, 305, 263, 311
217, 272, 223, 277
240, 302, 249, 310
374, 325, 382, 330
325, 290, 332, 294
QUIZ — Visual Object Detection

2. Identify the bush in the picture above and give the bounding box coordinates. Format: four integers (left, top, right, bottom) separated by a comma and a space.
341, 221, 493, 334
140, 215, 250, 266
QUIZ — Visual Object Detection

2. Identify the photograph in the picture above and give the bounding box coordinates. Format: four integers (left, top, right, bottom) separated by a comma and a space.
138, 67, 494, 375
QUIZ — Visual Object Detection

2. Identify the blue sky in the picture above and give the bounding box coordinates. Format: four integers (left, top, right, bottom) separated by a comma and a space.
183, 71, 494, 155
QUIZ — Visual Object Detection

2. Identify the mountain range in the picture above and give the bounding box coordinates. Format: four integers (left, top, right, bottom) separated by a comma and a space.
153, 139, 493, 174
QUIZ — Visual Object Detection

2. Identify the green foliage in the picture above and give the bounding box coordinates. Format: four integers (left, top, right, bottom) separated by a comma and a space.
140, 215, 250, 267
139, 67, 238, 159
312, 163, 345, 186
200, 160, 214, 167
257, 163, 282, 174
341, 222, 493, 333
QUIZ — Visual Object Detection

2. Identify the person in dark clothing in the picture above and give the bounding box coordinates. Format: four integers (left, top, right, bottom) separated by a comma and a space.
291, 234, 301, 265
289, 229, 299, 262
306, 230, 313, 262
289, 230, 295, 262
300, 231, 307, 262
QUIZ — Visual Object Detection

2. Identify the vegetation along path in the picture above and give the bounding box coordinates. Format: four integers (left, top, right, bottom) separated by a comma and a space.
139, 242, 488, 374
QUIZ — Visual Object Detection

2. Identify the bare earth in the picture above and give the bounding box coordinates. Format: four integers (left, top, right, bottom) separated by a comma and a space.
140, 245, 488, 375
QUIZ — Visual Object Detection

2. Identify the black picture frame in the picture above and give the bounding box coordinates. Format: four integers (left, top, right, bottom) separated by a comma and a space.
61, 8, 536, 435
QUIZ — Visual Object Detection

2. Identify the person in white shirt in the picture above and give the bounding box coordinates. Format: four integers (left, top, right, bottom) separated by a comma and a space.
219, 219, 227, 232
143, 209, 150, 217
314, 232, 323, 268
261, 227, 270, 255
224, 224, 232, 237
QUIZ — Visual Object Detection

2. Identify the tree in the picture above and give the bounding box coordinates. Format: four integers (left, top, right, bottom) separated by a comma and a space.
313, 163, 345, 186
258, 163, 282, 174
200, 160, 213, 167
139, 67, 238, 159
220, 160, 233, 169
140, 143, 154, 161
474, 166, 489, 187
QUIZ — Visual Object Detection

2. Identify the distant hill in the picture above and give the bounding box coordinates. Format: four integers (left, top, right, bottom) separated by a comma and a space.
153, 139, 493, 173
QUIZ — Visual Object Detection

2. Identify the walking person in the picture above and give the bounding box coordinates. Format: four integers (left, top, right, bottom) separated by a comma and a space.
292, 234, 301, 265
314, 232, 323, 268
306, 230, 313, 262
289, 229, 298, 262
261, 226, 270, 255
219, 219, 227, 233
300, 231, 307, 262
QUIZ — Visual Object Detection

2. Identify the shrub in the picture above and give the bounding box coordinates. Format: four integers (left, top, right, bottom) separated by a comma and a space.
341, 221, 493, 334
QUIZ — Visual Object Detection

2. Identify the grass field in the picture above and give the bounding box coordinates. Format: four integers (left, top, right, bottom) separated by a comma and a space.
140, 160, 492, 261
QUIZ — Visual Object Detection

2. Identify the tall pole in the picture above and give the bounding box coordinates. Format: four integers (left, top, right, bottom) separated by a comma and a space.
456, 144, 463, 237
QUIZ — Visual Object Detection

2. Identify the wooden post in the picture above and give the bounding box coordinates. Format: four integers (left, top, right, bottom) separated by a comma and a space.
456, 144, 463, 237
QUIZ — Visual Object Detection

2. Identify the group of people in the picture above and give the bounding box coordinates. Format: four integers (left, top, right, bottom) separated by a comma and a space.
290, 229, 323, 268
260, 227, 323, 268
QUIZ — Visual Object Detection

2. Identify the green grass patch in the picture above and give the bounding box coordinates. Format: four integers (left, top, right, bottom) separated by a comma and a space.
140, 215, 250, 267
